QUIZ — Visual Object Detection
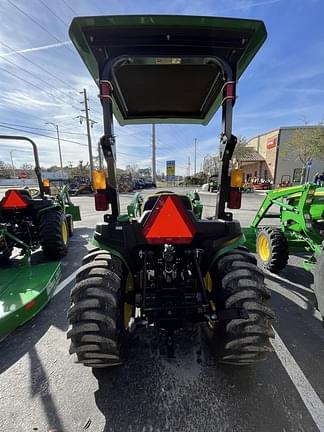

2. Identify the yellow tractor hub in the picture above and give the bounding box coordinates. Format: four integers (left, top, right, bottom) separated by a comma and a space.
258, 233, 271, 262
61, 220, 69, 245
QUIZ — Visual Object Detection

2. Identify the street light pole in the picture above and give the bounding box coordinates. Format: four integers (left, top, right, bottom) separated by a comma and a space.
194, 138, 197, 175
46, 122, 63, 170
152, 124, 157, 185
10, 150, 16, 177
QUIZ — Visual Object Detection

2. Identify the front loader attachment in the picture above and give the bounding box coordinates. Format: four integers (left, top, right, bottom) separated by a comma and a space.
0, 259, 61, 340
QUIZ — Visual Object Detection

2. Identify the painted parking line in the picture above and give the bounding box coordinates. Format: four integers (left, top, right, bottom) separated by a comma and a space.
272, 329, 324, 431
52, 269, 79, 297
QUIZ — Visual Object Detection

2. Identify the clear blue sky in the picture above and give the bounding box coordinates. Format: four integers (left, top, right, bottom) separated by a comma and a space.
0, 0, 323, 175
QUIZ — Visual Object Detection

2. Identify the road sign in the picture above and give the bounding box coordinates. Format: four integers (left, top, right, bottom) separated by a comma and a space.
19, 171, 28, 179
166, 160, 175, 181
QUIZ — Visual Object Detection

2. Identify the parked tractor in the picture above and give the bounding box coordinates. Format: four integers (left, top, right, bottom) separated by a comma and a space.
0, 135, 81, 340
208, 174, 219, 192
67, 14, 275, 368
243, 184, 324, 321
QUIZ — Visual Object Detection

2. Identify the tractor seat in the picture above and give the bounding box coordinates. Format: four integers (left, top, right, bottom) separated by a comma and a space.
143, 193, 192, 212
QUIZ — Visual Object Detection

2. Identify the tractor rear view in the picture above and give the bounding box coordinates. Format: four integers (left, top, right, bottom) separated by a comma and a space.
67, 15, 275, 368
0, 135, 81, 340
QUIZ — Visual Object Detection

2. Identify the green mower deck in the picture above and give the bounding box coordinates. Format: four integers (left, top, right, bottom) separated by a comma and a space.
0, 258, 62, 340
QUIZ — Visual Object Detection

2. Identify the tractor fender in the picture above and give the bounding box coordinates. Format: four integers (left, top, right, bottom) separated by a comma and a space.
91, 238, 131, 272
37, 204, 63, 217
207, 234, 246, 272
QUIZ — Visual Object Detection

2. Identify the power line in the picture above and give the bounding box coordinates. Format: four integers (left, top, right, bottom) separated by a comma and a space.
0, 40, 103, 118
0, 121, 87, 136
38, 0, 69, 27
60, 0, 78, 15
0, 123, 88, 147
7, 0, 77, 57
0, 63, 53, 96
0, 40, 79, 95
0, 53, 81, 110
0, 63, 86, 115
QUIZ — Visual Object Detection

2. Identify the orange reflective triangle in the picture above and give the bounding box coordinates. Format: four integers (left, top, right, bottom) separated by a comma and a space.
143, 195, 196, 244
2, 190, 28, 209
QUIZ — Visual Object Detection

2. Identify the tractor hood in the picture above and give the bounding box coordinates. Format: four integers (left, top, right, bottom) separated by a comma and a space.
69, 15, 266, 125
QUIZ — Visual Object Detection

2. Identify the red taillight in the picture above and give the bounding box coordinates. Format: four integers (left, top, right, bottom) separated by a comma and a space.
94, 190, 108, 211
25, 299, 36, 311
143, 195, 196, 244
228, 190, 242, 209
1, 190, 28, 209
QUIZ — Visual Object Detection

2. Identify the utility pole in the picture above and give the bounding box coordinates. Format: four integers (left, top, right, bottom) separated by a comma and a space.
10, 150, 16, 177
46, 122, 63, 170
98, 142, 103, 170
152, 123, 157, 185
77, 88, 97, 184
188, 156, 191, 177
194, 138, 197, 175
83, 88, 93, 182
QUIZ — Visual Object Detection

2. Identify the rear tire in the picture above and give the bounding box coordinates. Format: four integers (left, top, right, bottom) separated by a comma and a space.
256, 227, 289, 273
204, 248, 275, 365
67, 253, 128, 368
66, 214, 74, 237
39, 210, 69, 259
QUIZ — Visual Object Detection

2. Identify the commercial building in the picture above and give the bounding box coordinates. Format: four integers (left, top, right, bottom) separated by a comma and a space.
240, 126, 324, 185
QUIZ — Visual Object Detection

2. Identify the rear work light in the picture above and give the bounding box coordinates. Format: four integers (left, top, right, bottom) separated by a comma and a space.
1, 190, 28, 209
228, 190, 242, 209
143, 195, 197, 244
94, 190, 109, 211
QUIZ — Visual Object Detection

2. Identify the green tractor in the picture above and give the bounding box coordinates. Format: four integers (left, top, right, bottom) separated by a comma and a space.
208, 174, 219, 192
67, 15, 275, 368
243, 184, 324, 321
0, 135, 81, 339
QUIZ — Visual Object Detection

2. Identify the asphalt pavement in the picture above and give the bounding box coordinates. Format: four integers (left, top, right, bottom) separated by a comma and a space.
1, 188, 324, 432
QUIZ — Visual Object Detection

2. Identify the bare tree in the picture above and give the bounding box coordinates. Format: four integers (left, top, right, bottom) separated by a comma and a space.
232, 135, 254, 163
0, 161, 12, 178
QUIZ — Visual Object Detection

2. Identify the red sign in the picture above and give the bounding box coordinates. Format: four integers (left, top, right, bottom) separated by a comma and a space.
19, 171, 28, 179
2, 190, 28, 209
266, 137, 277, 149
143, 195, 196, 244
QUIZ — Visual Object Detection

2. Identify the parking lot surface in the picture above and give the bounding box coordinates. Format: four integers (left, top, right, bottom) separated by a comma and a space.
1, 189, 324, 432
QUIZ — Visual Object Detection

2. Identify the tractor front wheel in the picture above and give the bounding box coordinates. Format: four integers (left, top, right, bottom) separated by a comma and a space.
256, 227, 289, 273
204, 248, 275, 365
40, 210, 69, 259
67, 252, 130, 368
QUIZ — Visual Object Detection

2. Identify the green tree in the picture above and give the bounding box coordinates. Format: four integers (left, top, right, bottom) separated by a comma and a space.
283, 123, 324, 183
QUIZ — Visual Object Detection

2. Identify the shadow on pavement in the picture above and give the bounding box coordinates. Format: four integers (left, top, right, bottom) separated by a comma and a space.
0, 227, 93, 375
281, 261, 314, 290
93, 327, 301, 432
265, 269, 324, 406
29, 346, 65, 431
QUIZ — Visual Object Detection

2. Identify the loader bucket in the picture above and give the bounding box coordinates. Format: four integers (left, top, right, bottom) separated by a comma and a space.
0, 260, 61, 340
65, 203, 81, 222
